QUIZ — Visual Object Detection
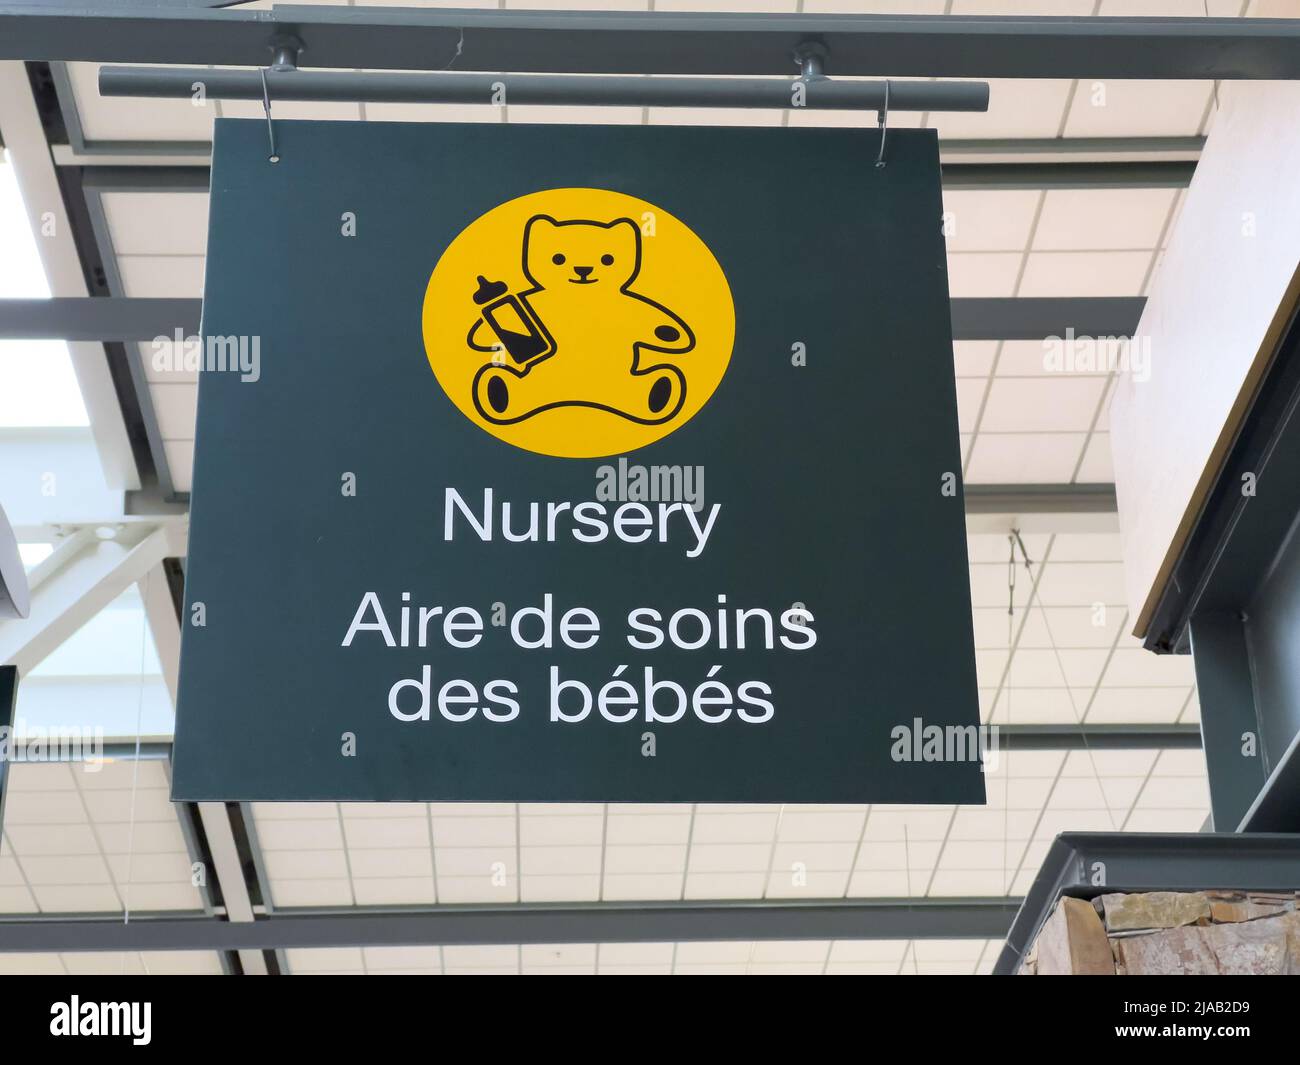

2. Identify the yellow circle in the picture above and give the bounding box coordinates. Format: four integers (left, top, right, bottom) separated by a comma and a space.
422, 188, 735, 458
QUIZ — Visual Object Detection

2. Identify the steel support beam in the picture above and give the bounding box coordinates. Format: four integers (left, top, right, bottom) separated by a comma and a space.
964, 483, 1117, 515
0, 297, 1146, 343
0, 665, 17, 860
950, 297, 1145, 340
197, 803, 267, 974
0, 523, 182, 677
943, 161, 1193, 190
1239, 729, 1300, 833
0, 898, 1020, 952
998, 724, 1200, 750
1188, 613, 1269, 831
3, 8, 1300, 79
0, 298, 201, 342
99, 66, 989, 113
940, 136, 1204, 165
994, 831, 1300, 974
135, 555, 267, 973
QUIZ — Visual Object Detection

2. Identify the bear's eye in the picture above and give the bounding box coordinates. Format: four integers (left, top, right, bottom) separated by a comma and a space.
601, 254, 614, 266
551, 253, 566, 265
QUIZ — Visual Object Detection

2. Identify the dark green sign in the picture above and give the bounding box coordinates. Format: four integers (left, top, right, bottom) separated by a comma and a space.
172, 118, 984, 803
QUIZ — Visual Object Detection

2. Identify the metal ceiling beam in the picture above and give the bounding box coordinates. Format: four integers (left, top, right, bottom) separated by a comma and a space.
939, 136, 1204, 164
994, 831, 1300, 974
964, 483, 1118, 515
0, 298, 200, 342
67, 160, 1189, 191
1238, 727, 1300, 833
951, 297, 1145, 340
2, 7, 1299, 78
0, 898, 1021, 952
942, 161, 1193, 190
0, 297, 1147, 343
0, 522, 183, 677
964, 483, 1121, 535
998, 724, 1200, 750
137, 558, 269, 975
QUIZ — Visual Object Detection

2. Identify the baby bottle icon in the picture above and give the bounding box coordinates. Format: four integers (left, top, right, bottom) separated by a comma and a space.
471, 275, 556, 366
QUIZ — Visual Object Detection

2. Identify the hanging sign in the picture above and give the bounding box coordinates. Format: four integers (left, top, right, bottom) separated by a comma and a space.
171, 118, 984, 803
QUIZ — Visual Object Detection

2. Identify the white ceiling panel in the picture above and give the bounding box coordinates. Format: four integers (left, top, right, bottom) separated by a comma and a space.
117, 255, 206, 298
978, 376, 1107, 433
1075, 431, 1115, 481
1086, 686, 1195, 723
150, 382, 198, 441
162, 440, 195, 493
942, 189, 1040, 252
1102, 645, 1198, 686
953, 340, 998, 377
1018, 250, 1154, 296
0, 951, 224, 976
965, 432, 1086, 482
1062, 79, 1214, 138
102, 192, 210, 257
946, 252, 1023, 297
1033, 187, 1177, 251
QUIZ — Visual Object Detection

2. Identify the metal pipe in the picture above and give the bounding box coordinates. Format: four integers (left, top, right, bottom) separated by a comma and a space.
98, 66, 989, 113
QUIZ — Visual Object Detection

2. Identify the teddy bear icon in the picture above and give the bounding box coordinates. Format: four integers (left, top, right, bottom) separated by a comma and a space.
467, 215, 695, 425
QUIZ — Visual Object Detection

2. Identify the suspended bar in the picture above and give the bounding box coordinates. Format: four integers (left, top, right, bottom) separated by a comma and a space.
7, 7, 1300, 79
98, 66, 990, 113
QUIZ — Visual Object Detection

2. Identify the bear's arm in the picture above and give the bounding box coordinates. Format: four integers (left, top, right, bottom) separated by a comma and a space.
466, 317, 500, 353
627, 293, 696, 354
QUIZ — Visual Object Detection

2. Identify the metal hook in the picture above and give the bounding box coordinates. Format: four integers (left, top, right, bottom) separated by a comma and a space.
875, 79, 890, 169
260, 37, 300, 164
793, 41, 828, 83
259, 67, 278, 164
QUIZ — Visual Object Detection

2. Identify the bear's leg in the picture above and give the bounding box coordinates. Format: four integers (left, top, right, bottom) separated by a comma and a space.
599, 363, 686, 424
472, 359, 580, 423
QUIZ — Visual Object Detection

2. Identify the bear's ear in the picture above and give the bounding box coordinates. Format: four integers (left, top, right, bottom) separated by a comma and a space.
608, 217, 640, 240
607, 217, 641, 255
524, 214, 559, 237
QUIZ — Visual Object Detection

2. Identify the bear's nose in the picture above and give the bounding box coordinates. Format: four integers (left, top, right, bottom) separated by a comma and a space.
573, 265, 594, 278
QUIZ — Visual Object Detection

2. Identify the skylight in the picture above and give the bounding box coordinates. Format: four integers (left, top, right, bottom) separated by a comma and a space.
0, 157, 89, 427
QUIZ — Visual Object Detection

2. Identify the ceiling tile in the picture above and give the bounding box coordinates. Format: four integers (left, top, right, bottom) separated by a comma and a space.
1033, 188, 1177, 251
942, 189, 1040, 251
946, 252, 1022, 297
1018, 251, 1153, 297
965, 432, 1085, 483
1062, 80, 1214, 138
978, 376, 1107, 433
